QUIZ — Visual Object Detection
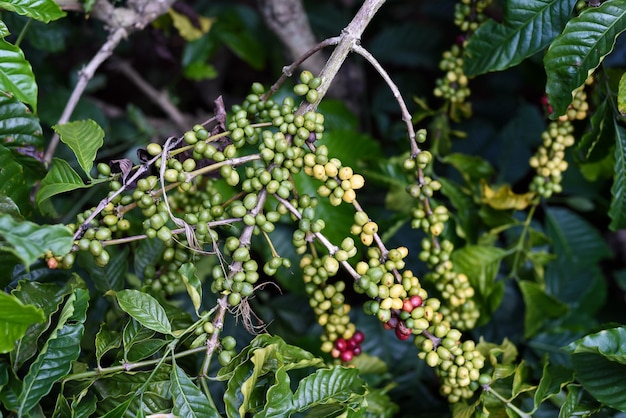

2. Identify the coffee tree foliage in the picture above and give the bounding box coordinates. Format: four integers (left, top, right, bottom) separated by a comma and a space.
2, 0, 626, 416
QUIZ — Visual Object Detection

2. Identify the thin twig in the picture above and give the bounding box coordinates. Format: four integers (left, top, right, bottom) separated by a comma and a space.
44, 27, 127, 165
261, 36, 341, 101
298, 0, 386, 114
351, 44, 420, 157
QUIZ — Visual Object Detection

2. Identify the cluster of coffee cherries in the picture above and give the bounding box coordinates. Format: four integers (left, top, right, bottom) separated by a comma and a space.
354, 245, 486, 402
453, 0, 491, 33
303, 149, 365, 206
189, 317, 238, 366
293, 70, 323, 105
350, 211, 380, 246
414, 325, 487, 402
433, 44, 471, 108
403, 142, 480, 330
530, 77, 592, 198
300, 253, 361, 362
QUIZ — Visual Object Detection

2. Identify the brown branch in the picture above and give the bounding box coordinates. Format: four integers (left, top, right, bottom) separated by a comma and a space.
43, 0, 176, 166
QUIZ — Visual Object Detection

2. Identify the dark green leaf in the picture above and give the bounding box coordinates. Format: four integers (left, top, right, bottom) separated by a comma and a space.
98, 397, 132, 418
545, 1, 626, 117
133, 238, 165, 279
0, 291, 44, 353
0, 212, 73, 268
0, 0, 65, 23
17, 288, 89, 416
93, 368, 171, 399
95, 323, 121, 367
533, 362, 574, 409
0, 146, 30, 215
571, 352, 626, 413
126, 338, 167, 362
567, 327, 626, 362
215, 26, 265, 70
223, 359, 254, 418
116, 289, 172, 335
122, 319, 155, 355
464, 0, 577, 76
443, 153, 495, 184
545, 207, 611, 263
170, 364, 219, 418
367, 22, 441, 69
292, 367, 364, 412
0, 38, 38, 111
256, 366, 293, 418
576, 98, 614, 163
70, 391, 97, 418
78, 246, 128, 292
558, 384, 602, 418
519, 281, 569, 338
11, 279, 79, 369
36, 158, 90, 208
53, 119, 105, 178
610, 119, 626, 230
0, 91, 44, 149
52, 393, 71, 418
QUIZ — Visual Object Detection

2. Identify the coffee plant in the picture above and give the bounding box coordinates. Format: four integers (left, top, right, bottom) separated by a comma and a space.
3, 0, 626, 416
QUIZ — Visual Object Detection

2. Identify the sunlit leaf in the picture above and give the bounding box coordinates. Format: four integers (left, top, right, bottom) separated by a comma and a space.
0, 91, 44, 149
480, 181, 536, 210
169, 9, 214, 41
545, 1, 626, 117
0, 0, 66, 23
0, 291, 44, 353
115, 289, 172, 335
53, 119, 105, 178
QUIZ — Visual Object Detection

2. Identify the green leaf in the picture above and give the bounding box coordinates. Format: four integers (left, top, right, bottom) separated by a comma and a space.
567, 327, 626, 362
464, 0, 577, 76
170, 364, 219, 418
558, 384, 602, 418
0, 212, 73, 268
0, 39, 37, 111
533, 362, 574, 410
11, 278, 81, 369
545, 1, 626, 117
115, 289, 172, 335
577, 98, 614, 163
519, 281, 569, 338
610, 119, 626, 230
36, 158, 90, 208
256, 366, 293, 418
95, 323, 121, 368
179, 263, 202, 315
0, 0, 65, 22
546, 207, 611, 263
215, 25, 265, 70
122, 319, 155, 355
53, 120, 105, 178
223, 358, 254, 418
0, 291, 45, 353
0, 91, 44, 149
570, 352, 626, 412
17, 288, 89, 416
443, 153, 495, 184
78, 246, 128, 293
291, 367, 364, 412
0, 145, 30, 214
619, 72, 626, 114
126, 338, 167, 362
